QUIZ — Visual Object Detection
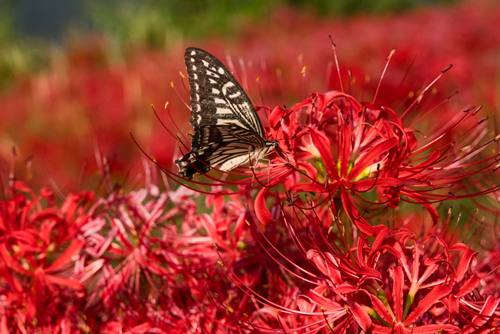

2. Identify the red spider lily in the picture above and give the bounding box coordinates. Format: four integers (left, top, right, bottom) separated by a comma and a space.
164, 42, 498, 236
246, 58, 498, 235
218, 205, 500, 333
1, 173, 267, 331
73, 165, 276, 331
0, 181, 92, 331
145, 32, 500, 334
80, 190, 173, 311
1, 160, 499, 332
1, 1, 499, 331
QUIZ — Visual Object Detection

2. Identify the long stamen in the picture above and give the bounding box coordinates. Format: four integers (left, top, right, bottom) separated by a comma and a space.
329, 35, 344, 93
401, 64, 453, 119
373, 49, 396, 104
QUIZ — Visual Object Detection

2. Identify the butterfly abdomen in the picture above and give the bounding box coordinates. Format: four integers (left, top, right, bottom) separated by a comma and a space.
175, 152, 210, 180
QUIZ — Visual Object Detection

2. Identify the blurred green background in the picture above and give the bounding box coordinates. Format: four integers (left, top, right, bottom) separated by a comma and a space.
0, 0, 456, 91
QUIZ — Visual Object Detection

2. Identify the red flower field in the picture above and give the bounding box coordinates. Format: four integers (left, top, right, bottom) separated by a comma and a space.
0, 0, 499, 332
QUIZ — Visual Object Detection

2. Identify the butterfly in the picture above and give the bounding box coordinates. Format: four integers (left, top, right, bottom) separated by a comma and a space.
175, 47, 279, 180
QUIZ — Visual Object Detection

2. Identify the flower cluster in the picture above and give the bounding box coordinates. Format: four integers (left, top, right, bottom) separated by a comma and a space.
1, 0, 499, 192
0, 0, 499, 331
0, 176, 252, 332
151, 46, 500, 332
1, 162, 499, 332
171, 54, 499, 239
221, 214, 500, 333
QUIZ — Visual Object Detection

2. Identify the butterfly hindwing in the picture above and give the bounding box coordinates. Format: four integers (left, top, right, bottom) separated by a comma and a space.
176, 47, 278, 179
184, 47, 265, 137
176, 125, 269, 178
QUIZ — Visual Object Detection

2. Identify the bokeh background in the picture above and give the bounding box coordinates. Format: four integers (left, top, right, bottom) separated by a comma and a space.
0, 0, 499, 194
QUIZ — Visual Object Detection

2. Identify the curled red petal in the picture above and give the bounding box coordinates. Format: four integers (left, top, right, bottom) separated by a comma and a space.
422, 202, 439, 226
463, 296, 500, 334
255, 187, 274, 225
297, 295, 316, 313
45, 238, 85, 273
389, 266, 404, 322
291, 97, 313, 111
340, 188, 383, 236
309, 127, 339, 181
296, 161, 318, 181
339, 125, 352, 177
46, 275, 84, 291
307, 249, 343, 285
308, 288, 343, 310
455, 275, 481, 298
369, 294, 394, 324
450, 243, 478, 282
269, 105, 285, 128
351, 302, 373, 332
348, 137, 398, 181
404, 283, 452, 325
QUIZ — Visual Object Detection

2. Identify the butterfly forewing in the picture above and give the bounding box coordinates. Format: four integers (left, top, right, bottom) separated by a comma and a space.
176, 48, 278, 179
184, 47, 265, 137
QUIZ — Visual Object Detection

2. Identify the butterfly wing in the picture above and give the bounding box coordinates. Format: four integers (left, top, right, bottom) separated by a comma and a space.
176, 125, 272, 179
176, 47, 276, 179
184, 47, 265, 137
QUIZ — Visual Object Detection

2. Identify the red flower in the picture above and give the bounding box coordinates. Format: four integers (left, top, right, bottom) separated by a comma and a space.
0, 182, 91, 331
168, 47, 498, 237
221, 206, 499, 333
253, 65, 498, 234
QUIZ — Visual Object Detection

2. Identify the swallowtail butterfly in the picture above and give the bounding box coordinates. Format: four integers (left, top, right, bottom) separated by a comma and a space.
175, 47, 279, 179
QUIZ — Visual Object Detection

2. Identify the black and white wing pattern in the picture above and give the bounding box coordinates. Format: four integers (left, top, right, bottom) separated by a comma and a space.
175, 47, 278, 179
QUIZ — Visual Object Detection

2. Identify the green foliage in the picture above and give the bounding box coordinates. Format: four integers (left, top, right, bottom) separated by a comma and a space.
88, 0, 283, 48
288, 0, 457, 15
0, 2, 52, 91
87, 0, 460, 48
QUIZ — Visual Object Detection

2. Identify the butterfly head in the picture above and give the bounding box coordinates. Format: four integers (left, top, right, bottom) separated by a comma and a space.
268, 140, 279, 149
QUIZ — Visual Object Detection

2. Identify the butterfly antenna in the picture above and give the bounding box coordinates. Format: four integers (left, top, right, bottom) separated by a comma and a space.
373, 49, 396, 104
328, 36, 344, 93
